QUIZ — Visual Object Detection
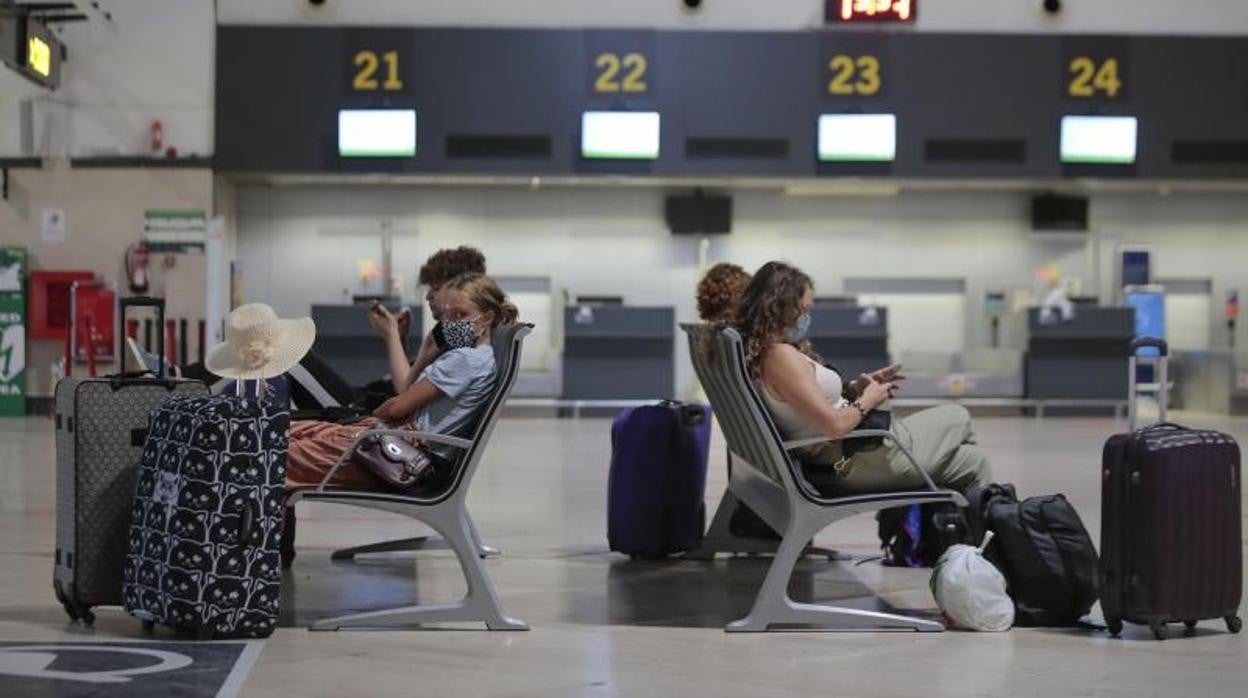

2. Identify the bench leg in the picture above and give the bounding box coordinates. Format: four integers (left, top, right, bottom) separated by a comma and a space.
329, 514, 498, 561
688, 489, 843, 561
331, 536, 431, 560
726, 515, 943, 633
312, 507, 526, 632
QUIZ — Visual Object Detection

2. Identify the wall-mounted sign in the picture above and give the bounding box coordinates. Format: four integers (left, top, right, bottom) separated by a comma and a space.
826, 0, 916, 24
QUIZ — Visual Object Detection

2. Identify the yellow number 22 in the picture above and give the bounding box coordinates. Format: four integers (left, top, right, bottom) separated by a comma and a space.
828, 55, 881, 96
1068, 56, 1121, 98
353, 50, 403, 91
594, 52, 648, 93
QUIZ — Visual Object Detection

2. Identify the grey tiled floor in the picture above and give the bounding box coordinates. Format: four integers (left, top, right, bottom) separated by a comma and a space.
1, 412, 1246, 697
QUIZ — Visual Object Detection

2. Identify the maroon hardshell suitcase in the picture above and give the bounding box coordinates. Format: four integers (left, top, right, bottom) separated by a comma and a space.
1100, 337, 1243, 640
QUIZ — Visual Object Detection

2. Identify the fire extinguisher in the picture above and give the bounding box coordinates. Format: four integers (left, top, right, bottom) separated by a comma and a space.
150, 120, 164, 157
125, 242, 150, 294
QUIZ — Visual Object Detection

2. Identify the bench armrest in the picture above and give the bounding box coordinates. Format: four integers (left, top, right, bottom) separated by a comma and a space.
317, 428, 473, 492
781, 430, 939, 492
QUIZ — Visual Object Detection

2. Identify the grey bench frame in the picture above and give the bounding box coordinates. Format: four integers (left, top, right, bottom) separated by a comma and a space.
682, 324, 966, 632
286, 323, 533, 631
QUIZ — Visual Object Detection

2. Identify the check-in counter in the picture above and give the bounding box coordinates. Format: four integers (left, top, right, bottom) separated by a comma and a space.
808, 306, 889, 381
1025, 307, 1133, 400
311, 303, 418, 387
562, 306, 674, 399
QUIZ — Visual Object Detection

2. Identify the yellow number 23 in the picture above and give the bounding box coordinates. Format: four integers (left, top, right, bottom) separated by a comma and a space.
828, 55, 881, 96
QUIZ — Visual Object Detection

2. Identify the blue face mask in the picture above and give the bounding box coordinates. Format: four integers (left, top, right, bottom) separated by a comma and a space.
789, 312, 812, 343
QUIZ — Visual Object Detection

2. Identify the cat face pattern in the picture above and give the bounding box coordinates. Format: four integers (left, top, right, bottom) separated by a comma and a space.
123, 394, 288, 637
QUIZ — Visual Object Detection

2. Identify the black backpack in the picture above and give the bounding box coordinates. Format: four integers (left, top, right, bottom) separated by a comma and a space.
966, 484, 1099, 626
877, 503, 968, 568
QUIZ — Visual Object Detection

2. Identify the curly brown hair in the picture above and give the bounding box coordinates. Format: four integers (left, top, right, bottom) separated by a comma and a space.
696, 263, 751, 322
418, 246, 487, 288
733, 261, 820, 378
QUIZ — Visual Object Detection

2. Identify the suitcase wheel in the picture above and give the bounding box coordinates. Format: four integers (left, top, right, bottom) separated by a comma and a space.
59, 599, 79, 622
1150, 621, 1167, 641
142, 620, 155, 633
1226, 616, 1243, 635
1183, 620, 1198, 637
80, 608, 95, 626
1106, 618, 1123, 638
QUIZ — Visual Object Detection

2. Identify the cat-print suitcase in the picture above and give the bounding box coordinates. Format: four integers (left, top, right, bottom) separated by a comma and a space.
54, 296, 208, 624
122, 389, 289, 639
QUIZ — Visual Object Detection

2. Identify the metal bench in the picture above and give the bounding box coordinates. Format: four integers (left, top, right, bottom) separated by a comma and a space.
682, 324, 966, 632
286, 323, 533, 631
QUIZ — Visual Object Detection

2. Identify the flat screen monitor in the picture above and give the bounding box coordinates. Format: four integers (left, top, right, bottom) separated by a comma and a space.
1031, 193, 1089, 231
338, 109, 417, 157
581, 111, 660, 160
664, 193, 732, 234
818, 113, 896, 162
1060, 115, 1137, 165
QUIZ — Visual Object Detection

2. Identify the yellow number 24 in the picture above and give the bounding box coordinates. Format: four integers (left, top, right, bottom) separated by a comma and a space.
827, 54, 881, 96
1068, 56, 1121, 98
353, 50, 403, 91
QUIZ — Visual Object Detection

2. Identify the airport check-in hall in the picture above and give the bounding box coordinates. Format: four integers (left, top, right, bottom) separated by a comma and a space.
0, 1, 1246, 696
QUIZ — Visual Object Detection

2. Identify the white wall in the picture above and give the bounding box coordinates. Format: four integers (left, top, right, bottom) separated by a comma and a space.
218, 0, 1248, 35
235, 184, 1248, 397
0, 0, 214, 158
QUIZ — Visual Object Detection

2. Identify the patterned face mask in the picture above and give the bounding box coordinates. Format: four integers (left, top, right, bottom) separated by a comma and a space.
440, 317, 481, 350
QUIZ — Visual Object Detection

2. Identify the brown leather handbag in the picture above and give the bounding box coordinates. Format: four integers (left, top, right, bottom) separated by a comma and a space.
351, 433, 437, 490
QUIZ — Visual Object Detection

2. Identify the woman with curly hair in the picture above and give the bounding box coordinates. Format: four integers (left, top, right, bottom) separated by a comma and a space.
739, 261, 991, 496
696, 262, 751, 322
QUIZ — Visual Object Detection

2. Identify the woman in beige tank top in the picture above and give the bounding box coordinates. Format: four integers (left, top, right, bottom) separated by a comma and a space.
738, 262, 991, 496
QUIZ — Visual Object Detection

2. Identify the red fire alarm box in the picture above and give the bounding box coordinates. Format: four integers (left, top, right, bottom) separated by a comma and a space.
29, 270, 94, 340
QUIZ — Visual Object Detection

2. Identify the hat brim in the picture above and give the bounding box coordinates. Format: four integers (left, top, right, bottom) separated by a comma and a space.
205, 317, 316, 380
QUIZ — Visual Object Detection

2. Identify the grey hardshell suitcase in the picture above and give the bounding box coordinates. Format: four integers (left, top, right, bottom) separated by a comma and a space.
53, 297, 208, 624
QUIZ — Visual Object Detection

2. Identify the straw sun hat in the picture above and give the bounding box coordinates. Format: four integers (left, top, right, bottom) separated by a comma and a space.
206, 303, 316, 380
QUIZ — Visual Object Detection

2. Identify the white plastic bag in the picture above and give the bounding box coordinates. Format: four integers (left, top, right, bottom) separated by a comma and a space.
929, 531, 1014, 632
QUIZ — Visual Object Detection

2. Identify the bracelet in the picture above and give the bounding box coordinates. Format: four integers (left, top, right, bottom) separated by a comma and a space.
850, 400, 869, 419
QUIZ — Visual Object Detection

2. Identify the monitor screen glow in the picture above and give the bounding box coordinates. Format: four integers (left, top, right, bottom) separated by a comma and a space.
580, 111, 661, 160
338, 109, 417, 157
817, 114, 896, 162
1060, 115, 1137, 165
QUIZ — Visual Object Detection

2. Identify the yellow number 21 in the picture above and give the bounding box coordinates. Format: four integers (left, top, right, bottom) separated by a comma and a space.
827, 55, 881, 96
1068, 56, 1121, 98
353, 50, 403, 91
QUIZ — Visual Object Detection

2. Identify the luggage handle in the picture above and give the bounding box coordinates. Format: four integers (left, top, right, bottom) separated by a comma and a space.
1127, 335, 1169, 431
120, 296, 166, 376
237, 494, 258, 546
1129, 337, 1169, 357
108, 375, 181, 392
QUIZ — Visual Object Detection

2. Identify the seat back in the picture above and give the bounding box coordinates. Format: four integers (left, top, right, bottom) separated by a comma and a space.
681, 323, 800, 498
437, 322, 533, 501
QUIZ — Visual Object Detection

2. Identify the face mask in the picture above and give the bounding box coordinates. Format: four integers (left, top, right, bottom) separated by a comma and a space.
440, 317, 480, 350
788, 312, 812, 344
431, 321, 446, 350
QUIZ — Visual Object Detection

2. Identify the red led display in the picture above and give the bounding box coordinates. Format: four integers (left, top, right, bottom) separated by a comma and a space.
826, 0, 916, 24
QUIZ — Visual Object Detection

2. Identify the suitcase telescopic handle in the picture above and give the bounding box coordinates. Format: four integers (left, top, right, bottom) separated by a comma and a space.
119, 296, 166, 376
1129, 336, 1169, 357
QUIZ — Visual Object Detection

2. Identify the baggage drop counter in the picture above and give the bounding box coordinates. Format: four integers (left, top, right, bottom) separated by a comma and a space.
1025, 307, 1134, 401
311, 303, 419, 387
562, 306, 674, 400
807, 306, 890, 382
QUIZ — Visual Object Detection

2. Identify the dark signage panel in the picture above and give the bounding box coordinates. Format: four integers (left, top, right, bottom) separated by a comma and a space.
825, 0, 917, 24
215, 26, 1248, 180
